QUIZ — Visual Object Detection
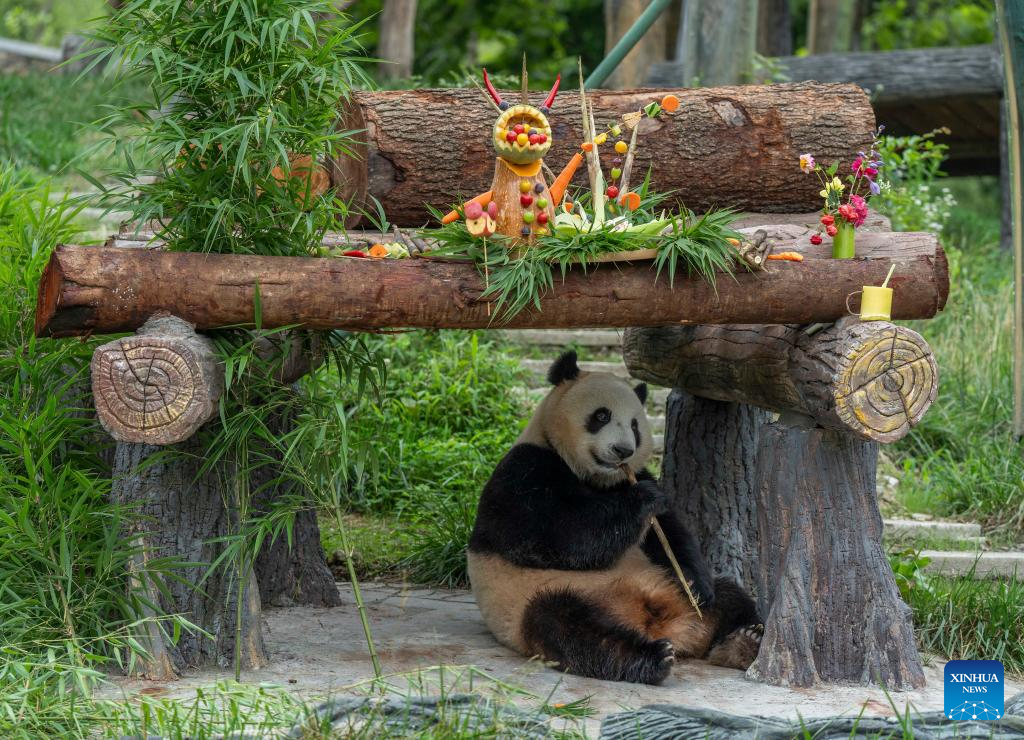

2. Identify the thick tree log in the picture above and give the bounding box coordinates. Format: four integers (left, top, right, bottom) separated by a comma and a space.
747, 425, 924, 688
331, 83, 875, 226
112, 436, 267, 677
624, 319, 938, 443
35, 231, 947, 337
659, 391, 925, 689
91, 314, 222, 445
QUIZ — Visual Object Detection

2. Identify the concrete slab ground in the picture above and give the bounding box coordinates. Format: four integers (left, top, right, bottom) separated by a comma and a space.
104, 581, 1024, 732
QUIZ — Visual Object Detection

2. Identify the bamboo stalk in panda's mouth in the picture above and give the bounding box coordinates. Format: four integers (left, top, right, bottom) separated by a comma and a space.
621, 464, 704, 620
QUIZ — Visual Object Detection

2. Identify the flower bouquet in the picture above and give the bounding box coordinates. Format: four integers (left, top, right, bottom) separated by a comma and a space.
799, 128, 883, 259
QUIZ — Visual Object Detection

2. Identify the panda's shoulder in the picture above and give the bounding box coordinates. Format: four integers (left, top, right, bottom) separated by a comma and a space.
488, 443, 578, 491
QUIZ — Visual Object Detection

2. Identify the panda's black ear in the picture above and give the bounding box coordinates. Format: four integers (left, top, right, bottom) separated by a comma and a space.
548, 350, 580, 385
633, 383, 648, 404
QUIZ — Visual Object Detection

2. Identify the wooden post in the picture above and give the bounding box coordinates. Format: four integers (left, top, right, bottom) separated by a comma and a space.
624, 319, 932, 688
756, 0, 792, 57
98, 314, 340, 676
807, 0, 857, 54
377, 0, 417, 81
997, 0, 1024, 438
602, 0, 668, 89
674, 0, 757, 87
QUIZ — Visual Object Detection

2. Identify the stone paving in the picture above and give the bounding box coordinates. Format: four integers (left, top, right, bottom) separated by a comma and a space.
104, 581, 1024, 731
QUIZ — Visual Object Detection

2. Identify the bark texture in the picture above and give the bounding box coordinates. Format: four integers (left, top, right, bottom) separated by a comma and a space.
603, 0, 668, 89
376, 0, 417, 80
661, 391, 769, 590
331, 83, 875, 226
91, 314, 222, 444
673, 0, 757, 87
658, 392, 925, 688
252, 408, 342, 608
747, 425, 924, 689
624, 319, 938, 443
35, 231, 948, 337
112, 437, 267, 677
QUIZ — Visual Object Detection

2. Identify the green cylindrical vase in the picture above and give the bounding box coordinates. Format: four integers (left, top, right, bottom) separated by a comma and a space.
832, 221, 856, 259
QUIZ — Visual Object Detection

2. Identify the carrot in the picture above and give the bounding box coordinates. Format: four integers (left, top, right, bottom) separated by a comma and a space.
619, 191, 641, 211
440, 191, 493, 225
661, 94, 680, 112
548, 153, 584, 205
767, 251, 804, 262
580, 142, 594, 152
368, 243, 389, 258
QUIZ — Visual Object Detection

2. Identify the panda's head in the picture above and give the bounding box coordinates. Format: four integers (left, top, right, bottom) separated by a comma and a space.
523, 350, 653, 488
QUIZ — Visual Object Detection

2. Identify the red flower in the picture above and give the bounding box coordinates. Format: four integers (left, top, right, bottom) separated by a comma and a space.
810, 233, 823, 245
826, 224, 838, 237
820, 214, 835, 226
838, 203, 857, 223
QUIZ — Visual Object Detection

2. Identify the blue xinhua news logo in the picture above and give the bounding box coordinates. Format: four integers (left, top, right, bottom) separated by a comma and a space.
945, 660, 1004, 721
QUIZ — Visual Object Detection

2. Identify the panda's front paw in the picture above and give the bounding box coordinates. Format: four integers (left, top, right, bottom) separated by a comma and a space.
635, 480, 672, 516
686, 570, 716, 609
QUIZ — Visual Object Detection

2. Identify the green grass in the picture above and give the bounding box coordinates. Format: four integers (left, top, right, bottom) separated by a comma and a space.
0, 72, 142, 185
906, 573, 1024, 677
334, 330, 530, 587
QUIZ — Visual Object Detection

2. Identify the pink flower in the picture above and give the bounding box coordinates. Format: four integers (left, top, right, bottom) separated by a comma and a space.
799, 153, 816, 174
850, 194, 869, 227
810, 233, 823, 245
852, 157, 878, 180
826, 224, 838, 237
820, 214, 834, 226
838, 203, 857, 223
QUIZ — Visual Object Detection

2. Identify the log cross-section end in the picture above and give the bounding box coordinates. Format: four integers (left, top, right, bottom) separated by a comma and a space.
800, 321, 938, 444
91, 315, 223, 445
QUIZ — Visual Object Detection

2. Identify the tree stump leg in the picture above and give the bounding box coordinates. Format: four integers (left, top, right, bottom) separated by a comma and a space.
661, 393, 925, 688
747, 425, 925, 689
112, 438, 267, 676
252, 409, 341, 608
662, 390, 770, 589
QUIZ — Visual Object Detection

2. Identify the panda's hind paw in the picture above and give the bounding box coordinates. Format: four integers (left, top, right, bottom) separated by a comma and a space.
706, 626, 762, 671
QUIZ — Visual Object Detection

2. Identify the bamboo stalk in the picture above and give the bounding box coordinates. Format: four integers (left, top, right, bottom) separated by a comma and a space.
621, 465, 703, 619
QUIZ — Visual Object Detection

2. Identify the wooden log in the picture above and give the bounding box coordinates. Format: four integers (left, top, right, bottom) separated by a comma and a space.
35, 231, 948, 337
112, 436, 267, 677
91, 314, 222, 445
659, 391, 925, 689
331, 83, 875, 226
623, 319, 938, 443
747, 425, 924, 688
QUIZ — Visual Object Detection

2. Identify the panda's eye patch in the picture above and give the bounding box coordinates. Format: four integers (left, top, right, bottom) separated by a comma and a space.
587, 407, 612, 432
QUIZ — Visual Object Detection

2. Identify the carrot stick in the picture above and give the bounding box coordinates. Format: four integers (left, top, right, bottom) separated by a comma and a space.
548, 153, 584, 205
440, 191, 493, 225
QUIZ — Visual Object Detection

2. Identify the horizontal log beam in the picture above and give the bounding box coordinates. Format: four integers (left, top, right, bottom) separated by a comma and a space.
332, 83, 874, 226
35, 231, 947, 337
623, 320, 938, 443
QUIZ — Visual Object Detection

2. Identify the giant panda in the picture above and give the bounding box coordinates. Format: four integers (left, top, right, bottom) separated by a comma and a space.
467, 351, 762, 685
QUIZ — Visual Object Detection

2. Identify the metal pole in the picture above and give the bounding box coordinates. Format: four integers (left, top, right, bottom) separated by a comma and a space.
585, 0, 675, 89
996, 0, 1024, 438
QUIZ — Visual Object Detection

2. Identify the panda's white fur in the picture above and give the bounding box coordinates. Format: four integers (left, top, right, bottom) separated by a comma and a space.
519, 371, 654, 488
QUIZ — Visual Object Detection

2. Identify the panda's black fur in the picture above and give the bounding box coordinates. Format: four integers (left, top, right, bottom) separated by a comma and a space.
467, 351, 762, 685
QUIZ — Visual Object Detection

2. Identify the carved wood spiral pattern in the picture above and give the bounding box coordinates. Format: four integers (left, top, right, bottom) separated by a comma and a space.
832, 324, 938, 444
91, 335, 219, 445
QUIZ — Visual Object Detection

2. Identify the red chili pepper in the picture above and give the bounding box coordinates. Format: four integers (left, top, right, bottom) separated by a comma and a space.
342, 250, 367, 258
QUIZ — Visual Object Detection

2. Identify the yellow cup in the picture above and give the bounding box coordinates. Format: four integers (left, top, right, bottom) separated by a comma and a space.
847, 286, 893, 321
